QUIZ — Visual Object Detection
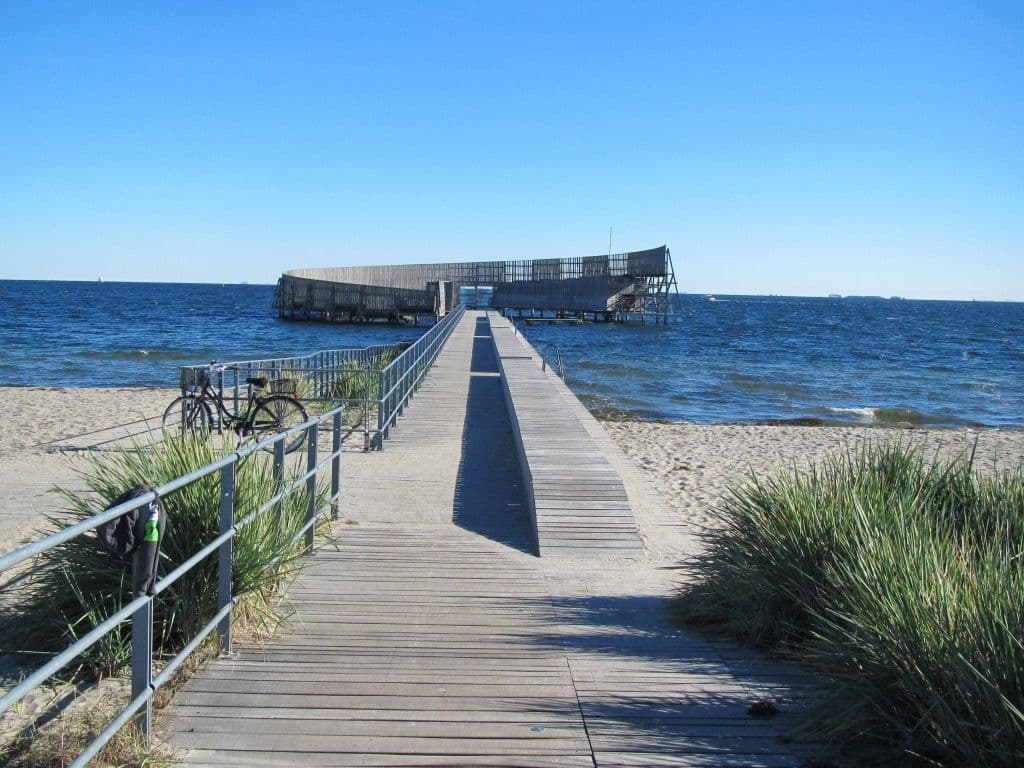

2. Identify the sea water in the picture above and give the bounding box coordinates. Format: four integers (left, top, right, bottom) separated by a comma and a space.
0, 280, 423, 388
517, 294, 1024, 428
1, 281, 1021, 428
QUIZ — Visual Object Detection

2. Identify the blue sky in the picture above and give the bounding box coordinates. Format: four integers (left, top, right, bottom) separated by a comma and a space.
1, 2, 1021, 299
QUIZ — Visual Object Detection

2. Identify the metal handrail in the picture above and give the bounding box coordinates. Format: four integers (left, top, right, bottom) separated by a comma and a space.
179, 345, 396, 452
375, 304, 465, 447
0, 406, 346, 766
539, 342, 567, 381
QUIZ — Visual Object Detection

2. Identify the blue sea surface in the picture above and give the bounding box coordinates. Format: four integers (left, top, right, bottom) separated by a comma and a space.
1, 281, 1021, 428
517, 294, 1024, 428
0, 280, 425, 388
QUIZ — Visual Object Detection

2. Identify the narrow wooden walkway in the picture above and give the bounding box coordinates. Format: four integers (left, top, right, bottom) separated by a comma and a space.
490, 316, 642, 557
168, 311, 806, 767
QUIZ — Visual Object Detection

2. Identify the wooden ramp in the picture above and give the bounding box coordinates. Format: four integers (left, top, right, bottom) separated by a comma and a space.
489, 315, 642, 557
167, 310, 805, 767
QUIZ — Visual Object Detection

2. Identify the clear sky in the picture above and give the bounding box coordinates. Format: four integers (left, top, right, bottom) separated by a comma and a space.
1, 2, 1021, 299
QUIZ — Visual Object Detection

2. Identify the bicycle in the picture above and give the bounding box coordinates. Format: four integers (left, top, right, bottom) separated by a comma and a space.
162, 364, 309, 453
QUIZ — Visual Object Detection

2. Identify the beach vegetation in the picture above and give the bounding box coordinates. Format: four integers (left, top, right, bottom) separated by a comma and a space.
0, 433, 329, 765
292, 347, 402, 427
675, 442, 1024, 767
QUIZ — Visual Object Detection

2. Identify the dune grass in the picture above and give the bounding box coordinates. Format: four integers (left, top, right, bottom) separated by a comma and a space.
1, 433, 331, 766
5, 433, 329, 676
675, 442, 1024, 766
295, 349, 401, 427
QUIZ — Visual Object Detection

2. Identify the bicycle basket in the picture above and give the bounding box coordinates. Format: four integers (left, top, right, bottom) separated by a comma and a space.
269, 378, 298, 395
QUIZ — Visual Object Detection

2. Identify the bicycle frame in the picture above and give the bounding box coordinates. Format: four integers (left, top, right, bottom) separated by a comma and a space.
192, 370, 263, 432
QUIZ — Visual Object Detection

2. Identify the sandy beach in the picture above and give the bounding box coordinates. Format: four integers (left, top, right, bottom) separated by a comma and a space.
0, 387, 176, 550
603, 420, 1024, 534
3, 386, 1023, 553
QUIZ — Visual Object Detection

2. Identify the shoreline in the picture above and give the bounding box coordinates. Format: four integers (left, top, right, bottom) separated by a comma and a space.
592, 412, 1024, 432
2, 385, 1022, 552
596, 413, 1024, 431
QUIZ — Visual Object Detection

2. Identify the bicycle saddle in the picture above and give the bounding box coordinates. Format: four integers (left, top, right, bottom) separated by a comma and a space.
246, 376, 268, 388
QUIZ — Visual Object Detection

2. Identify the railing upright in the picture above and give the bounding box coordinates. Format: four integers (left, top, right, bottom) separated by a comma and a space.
217, 461, 235, 654
331, 411, 342, 520
273, 439, 285, 522
305, 424, 318, 553
376, 370, 385, 442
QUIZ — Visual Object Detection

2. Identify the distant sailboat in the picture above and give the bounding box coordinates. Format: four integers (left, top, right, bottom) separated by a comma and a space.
97, 276, 103, 283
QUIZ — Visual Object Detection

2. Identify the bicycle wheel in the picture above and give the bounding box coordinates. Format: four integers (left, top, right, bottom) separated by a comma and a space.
161, 396, 213, 439
250, 396, 309, 453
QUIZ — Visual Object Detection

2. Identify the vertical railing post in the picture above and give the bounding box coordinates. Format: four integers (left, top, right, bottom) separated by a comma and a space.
331, 410, 342, 520
377, 368, 386, 446
130, 558, 153, 738
397, 359, 403, 419
405, 350, 412, 402
273, 439, 285, 522
217, 460, 235, 654
364, 365, 371, 451
305, 423, 318, 553
324, 352, 330, 401
397, 354, 405, 415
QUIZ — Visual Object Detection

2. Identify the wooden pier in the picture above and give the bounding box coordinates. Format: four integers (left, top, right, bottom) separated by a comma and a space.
168, 310, 808, 767
274, 246, 679, 324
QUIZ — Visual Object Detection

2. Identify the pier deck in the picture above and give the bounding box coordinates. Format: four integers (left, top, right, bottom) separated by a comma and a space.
168, 310, 806, 767
490, 315, 643, 557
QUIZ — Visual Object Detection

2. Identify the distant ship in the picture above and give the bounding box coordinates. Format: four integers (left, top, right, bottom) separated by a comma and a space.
829, 293, 841, 299
97, 276, 103, 283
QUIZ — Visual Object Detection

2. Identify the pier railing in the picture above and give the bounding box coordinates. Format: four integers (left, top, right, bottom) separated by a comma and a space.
0, 406, 345, 767
178, 304, 464, 451
180, 344, 395, 448
376, 303, 465, 447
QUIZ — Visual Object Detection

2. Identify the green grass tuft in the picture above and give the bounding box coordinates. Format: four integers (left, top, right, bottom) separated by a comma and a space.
6, 433, 329, 677
675, 441, 1024, 766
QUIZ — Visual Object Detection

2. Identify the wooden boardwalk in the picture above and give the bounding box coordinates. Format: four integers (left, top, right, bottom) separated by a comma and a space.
490, 316, 642, 557
168, 311, 807, 767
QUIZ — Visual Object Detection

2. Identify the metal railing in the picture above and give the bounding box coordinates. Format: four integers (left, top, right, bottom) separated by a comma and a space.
539, 343, 567, 381
178, 309, 464, 452
181, 347, 396, 451
180, 345, 397, 449
375, 303, 465, 447
508, 321, 567, 381
0, 406, 345, 767
180, 345, 396, 399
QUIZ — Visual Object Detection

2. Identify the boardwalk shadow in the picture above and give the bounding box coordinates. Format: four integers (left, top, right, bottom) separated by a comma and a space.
469, 316, 496, 372
452, 317, 536, 555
